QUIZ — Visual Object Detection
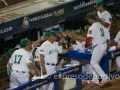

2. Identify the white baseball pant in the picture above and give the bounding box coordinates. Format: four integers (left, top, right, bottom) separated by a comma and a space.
10, 71, 30, 88
42, 64, 55, 90
90, 43, 108, 84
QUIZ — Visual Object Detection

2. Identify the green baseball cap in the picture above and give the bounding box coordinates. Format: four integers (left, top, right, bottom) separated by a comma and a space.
75, 30, 83, 34
94, 1, 104, 8
85, 13, 96, 20
7, 49, 14, 56
48, 31, 58, 37
20, 39, 31, 46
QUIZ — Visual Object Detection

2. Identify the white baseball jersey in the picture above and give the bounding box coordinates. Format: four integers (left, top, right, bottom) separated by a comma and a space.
114, 31, 120, 72
34, 47, 41, 62
72, 41, 85, 51
9, 48, 32, 72
114, 31, 120, 45
97, 10, 112, 32
76, 41, 85, 51
39, 41, 62, 64
87, 22, 106, 47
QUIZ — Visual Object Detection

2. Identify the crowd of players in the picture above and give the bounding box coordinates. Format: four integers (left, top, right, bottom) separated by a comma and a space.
6, 1, 120, 90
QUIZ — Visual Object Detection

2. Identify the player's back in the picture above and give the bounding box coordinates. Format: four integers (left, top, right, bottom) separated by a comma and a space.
11, 48, 30, 72
90, 22, 106, 46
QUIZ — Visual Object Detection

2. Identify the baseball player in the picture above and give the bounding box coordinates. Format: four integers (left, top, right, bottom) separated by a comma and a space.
28, 36, 47, 77
94, 1, 112, 42
114, 31, 120, 71
39, 31, 68, 90
94, 1, 112, 70
69, 30, 85, 72
7, 49, 14, 75
33, 34, 50, 90
70, 30, 92, 74
55, 37, 68, 71
7, 49, 14, 88
34, 34, 49, 74
85, 13, 109, 85
7, 39, 40, 88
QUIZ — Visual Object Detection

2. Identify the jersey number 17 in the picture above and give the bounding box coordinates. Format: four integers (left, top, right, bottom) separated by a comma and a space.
14, 55, 22, 64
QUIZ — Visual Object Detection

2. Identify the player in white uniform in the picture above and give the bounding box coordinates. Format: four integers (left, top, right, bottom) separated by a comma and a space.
39, 31, 68, 90
70, 30, 85, 73
34, 33, 49, 75
114, 31, 120, 71
7, 49, 14, 75
7, 49, 14, 88
85, 13, 109, 85
94, 1, 112, 42
70, 30, 92, 74
7, 39, 40, 88
28, 36, 47, 78
94, 1, 112, 71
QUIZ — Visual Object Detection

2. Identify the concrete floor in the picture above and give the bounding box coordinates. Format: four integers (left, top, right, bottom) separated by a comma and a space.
82, 79, 120, 90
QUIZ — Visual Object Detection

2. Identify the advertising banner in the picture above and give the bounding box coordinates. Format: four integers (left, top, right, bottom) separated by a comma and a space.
0, 0, 112, 38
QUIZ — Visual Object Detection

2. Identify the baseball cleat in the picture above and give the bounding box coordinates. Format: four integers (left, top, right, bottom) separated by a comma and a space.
87, 80, 99, 84
87, 80, 93, 84
99, 79, 109, 85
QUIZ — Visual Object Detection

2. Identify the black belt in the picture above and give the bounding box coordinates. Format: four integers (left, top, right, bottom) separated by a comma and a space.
46, 63, 56, 66
11, 70, 26, 73
93, 43, 105, 49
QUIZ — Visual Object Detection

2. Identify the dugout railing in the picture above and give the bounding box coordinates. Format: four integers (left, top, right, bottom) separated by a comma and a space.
6, 49, 120, 90
6, 63, 82, 90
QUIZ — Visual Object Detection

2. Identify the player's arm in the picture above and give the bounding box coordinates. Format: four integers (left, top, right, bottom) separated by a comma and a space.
99, 19, 110, 28
95, 12, 111, 28
85, 29, 93, 48
60, 49, 68, 54
35, 61, 40, 70
32, 39, 42, 47
85, 37, 92, 48
68, 45, 74, 50
26, 54, 40, 76
7, 54, 14, 68
7, 62, 12, 68
27, 62, 40, 76
39, 44, 47, 75
34, 51, 41, 70
27, 62, 37, 70
32, 37, 46, 47
40, 54, 47, 75
71, 31, 85, 41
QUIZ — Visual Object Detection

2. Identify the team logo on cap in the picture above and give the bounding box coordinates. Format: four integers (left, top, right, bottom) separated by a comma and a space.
22, 16, 30, 28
